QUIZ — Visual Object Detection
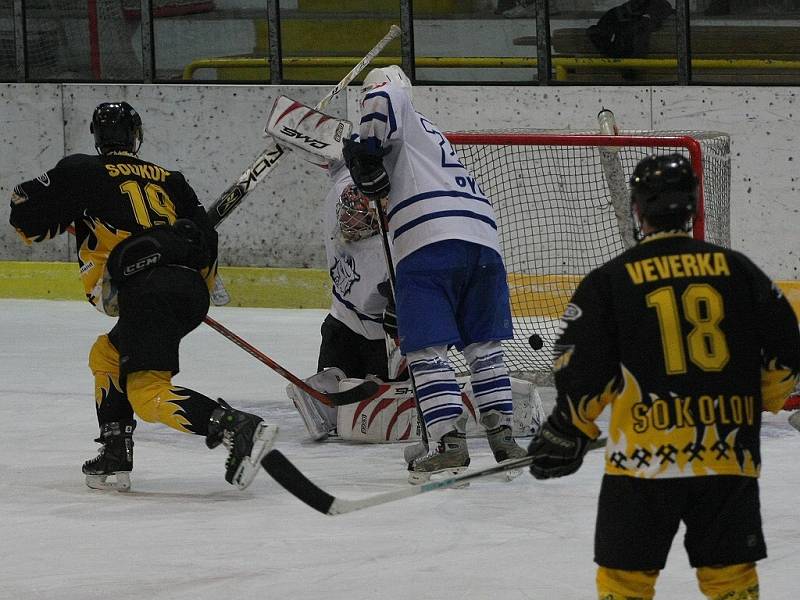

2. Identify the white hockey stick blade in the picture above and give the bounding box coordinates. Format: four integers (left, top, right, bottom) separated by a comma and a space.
263, 437, 607, 516
231, 422, 279, 490
210, 273, 231, 306
206, 24, 400, 227
789, 410, 800, 432
265, 96, 352, 164
85, 471, 131, 492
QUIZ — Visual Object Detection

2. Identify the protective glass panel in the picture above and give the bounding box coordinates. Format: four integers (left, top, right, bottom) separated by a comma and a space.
25, 0, 142, 80
277, 2, 401, 84
689, 0, 800, 83
0, 0, 14, 80
552, 0, 678, 83
414, 1, 539, 83
159, 0, 260, 81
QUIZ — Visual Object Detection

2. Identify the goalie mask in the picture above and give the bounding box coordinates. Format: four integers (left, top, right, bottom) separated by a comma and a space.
336, 184, 381, 242
91, 102, 143, 155
629, 153, 698, 238
362, 65, 413, 101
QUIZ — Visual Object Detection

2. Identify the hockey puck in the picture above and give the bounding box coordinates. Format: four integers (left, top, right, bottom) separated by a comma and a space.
528, 334, 544, 350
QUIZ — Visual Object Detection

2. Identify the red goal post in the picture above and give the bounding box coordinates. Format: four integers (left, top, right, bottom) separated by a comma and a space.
443, 129, 732, 382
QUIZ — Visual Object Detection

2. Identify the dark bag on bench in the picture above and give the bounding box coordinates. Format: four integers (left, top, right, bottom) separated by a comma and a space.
587, 0, 674, 58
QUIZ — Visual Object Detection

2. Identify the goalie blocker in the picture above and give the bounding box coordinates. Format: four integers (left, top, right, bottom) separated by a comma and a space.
265, 96, 352, 166
287, 369, 546, 443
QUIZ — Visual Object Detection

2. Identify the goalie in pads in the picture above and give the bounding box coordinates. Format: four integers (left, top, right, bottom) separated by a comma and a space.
284, 157, 406, 439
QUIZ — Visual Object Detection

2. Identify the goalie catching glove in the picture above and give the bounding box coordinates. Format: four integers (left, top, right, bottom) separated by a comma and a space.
527, 409, 595, 479
342, 138, 390, 199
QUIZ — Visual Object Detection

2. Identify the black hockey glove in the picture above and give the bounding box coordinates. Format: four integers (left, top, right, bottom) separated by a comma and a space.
377, 281, 398, 338
342, 138, 390, 199
527, 410, 593, 480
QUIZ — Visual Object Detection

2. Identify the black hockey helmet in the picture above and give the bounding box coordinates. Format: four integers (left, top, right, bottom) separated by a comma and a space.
90, 102, 143, 154
629, 153, 698, 221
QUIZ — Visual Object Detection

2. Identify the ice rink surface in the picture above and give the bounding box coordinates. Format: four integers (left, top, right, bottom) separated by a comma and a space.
1, 299, 798, 600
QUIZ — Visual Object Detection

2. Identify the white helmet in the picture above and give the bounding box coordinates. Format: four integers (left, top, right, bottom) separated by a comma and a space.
362, 65, 412, 101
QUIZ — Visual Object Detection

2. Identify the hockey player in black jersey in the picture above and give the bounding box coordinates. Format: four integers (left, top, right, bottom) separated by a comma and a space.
9, 102, 277, 491
526, 154, 799, 599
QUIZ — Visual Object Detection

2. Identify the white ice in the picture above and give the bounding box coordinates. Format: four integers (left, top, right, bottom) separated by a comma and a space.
1, 299, 798, 600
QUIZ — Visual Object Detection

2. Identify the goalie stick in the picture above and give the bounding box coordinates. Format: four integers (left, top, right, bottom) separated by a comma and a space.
206, 24, 401, 228
202, 315, 381, 408
262, 437, 608, 516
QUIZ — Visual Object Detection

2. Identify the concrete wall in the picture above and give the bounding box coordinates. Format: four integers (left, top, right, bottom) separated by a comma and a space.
1, 83, 798, 280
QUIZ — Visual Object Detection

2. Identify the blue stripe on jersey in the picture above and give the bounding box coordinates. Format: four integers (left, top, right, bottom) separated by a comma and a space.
362, 90, 397, 139
387, 189, 491, 221
331, 288, 382, 323
393, 210, 497, 240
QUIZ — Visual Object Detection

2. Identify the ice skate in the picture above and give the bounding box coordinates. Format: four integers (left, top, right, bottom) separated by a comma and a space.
486, 425, 528, 481
408, 430, 470, 485
82, 420, 136, 492
206, 399, 279, 490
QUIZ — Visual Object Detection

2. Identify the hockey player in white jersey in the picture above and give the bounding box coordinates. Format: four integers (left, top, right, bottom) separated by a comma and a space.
343, 65, 527, 481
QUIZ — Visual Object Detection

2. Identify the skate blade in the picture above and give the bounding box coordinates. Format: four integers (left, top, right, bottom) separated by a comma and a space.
232, 422, 279, 490
493, 456, 527, 482
407, 466, 469, 487
85, 472, 131, 492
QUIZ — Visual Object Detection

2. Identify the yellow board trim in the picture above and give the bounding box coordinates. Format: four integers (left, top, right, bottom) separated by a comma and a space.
1, 261, 798, 318
0, 261, 332, 308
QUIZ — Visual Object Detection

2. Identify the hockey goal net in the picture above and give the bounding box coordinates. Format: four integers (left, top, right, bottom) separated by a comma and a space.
444, 129, 731, 383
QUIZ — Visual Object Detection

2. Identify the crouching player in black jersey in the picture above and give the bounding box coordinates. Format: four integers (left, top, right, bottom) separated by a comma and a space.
526, 154, 800, 599
9, 102, 277, 491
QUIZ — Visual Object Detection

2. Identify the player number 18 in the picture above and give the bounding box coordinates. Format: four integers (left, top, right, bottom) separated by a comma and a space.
646, 283, 730, 374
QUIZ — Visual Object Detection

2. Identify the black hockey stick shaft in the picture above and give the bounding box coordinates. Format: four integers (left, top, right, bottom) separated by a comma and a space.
370, 197, 429, 449
263, 436, 607, 516
202, 315, 379, 408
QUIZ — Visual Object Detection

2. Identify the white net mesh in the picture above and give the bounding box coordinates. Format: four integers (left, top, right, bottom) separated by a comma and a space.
0, 1, 140, 80
445, 129, 731, 382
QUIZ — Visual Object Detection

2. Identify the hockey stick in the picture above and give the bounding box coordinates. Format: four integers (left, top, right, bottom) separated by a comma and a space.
202, 315, 381, 408
370, 197, 429, 453
262, 437, 608, 516
206, 24, 402, 228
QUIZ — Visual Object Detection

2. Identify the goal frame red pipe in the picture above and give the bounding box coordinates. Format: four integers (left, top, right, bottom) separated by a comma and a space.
444, 133, 706, 241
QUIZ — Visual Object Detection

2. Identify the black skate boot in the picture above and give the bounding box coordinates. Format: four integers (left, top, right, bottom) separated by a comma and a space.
206, 399, 279, 490
82, 420, 136, 491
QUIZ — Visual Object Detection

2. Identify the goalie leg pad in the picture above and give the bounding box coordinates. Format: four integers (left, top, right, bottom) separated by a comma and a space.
287, 368, 343, 441
336, 379, 419, 442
